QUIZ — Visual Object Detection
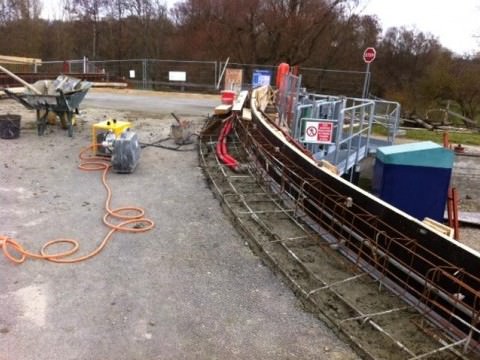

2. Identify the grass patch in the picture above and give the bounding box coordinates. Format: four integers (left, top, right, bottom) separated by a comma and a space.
371, 125, 480, 146
404, 129, 480, 146
371, 124, 389, 136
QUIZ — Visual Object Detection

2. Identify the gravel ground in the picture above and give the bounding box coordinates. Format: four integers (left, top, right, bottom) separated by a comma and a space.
1, 88, 478, 360
0, 92, 357, 360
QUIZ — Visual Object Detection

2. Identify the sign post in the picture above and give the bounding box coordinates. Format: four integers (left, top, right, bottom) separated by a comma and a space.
362, 47, 376, 98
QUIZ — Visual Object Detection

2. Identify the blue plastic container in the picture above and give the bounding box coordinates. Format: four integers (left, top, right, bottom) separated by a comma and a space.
373, 141, 454, 222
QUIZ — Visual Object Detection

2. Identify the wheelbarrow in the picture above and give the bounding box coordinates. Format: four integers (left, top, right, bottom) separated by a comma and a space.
3, 75, 92, 137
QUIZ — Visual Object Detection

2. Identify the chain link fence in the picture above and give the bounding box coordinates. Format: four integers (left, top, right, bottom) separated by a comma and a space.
32, 58, 367, 96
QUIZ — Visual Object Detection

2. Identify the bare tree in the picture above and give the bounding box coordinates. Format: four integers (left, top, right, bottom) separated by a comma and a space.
67, 0, 108, 58
171, 0, 356, 64
0, 0, 42, 22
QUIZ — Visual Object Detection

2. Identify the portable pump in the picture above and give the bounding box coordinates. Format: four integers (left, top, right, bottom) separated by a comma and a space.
92, 119, 141, 174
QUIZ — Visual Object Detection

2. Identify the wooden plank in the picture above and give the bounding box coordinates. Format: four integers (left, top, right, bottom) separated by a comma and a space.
242, 108, 252, 121
0, 86, 24, 97
255, 85, 273, 112
0, 65, 41, 94
214, 104, 232, 115
91, 82, 128, 89
232, 90, 248, 112
317, 160, 339, 175
423, 217, 454, 238
0, 55, 42, 65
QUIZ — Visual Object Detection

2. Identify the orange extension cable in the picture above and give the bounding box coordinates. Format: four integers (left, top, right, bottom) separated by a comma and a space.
0, 145, 154, 264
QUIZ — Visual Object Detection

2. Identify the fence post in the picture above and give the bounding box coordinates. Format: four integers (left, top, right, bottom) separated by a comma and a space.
214, 61, 218, 91
142, 59, 147, 90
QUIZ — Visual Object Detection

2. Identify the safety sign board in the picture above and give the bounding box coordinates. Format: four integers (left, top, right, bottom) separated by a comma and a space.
304, 121, 334, 144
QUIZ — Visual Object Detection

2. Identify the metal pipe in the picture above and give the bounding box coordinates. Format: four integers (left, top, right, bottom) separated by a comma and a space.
362, 63, 371, 98
216, 57, 230, 90
408, 338, 467, 360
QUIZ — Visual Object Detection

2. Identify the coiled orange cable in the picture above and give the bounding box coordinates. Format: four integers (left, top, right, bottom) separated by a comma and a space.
0, 145, 154, 264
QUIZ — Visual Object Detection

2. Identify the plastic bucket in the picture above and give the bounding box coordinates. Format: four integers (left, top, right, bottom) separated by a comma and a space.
0, 114, 21, 139
220, 90, 236, 105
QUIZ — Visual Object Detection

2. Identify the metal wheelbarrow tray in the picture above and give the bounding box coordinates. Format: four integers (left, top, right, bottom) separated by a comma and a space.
3, 75, 92, 137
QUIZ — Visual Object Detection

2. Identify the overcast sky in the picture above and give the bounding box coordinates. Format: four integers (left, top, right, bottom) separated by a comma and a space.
42, 0, 480, 56
359, 0, 479, 55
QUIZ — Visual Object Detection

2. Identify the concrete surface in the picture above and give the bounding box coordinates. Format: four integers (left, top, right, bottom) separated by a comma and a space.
82, 89, 219, 116
0, 94, 357, 360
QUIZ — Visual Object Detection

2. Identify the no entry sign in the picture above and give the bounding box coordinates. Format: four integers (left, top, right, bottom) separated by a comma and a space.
304, 121, 334, 144
363, 47, 376, 64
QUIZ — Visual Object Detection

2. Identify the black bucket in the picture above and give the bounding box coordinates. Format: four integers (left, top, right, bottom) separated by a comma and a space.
0, 114, 21, 139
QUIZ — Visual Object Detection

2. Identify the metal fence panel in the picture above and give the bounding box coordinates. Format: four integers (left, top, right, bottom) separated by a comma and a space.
38, 58, 367, 97
299, 67, 366, 97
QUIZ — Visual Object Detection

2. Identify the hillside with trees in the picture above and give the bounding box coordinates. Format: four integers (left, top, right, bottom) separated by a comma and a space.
1, 0, 479, 123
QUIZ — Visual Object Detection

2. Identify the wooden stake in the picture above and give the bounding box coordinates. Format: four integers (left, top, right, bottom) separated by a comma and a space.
0, 64, 41, 94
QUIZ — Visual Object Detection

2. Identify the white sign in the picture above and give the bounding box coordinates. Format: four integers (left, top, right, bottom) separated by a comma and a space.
169, 71, 187, 82
304, 121, 334, 144
129, 70, 135, 78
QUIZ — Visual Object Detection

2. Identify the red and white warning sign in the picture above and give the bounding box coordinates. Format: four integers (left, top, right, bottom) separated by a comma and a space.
304, 121, 334, 144
363, 47, 376, 64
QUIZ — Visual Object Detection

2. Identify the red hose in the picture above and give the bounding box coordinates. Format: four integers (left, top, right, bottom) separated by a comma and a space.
215, 121, 232, 166
218, 121, 237, 168
216, 115, 239, 170
221, 121, 238, 165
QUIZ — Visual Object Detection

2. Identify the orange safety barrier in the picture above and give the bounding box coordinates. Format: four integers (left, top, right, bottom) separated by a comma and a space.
276, 63, 290, 90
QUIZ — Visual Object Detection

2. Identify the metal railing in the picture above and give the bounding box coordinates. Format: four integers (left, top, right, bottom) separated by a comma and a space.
277, 72, 393, 178
369, 95, 402, 143
335, 98, 375, 176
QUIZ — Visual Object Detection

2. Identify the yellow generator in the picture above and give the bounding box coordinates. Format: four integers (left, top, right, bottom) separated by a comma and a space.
92, 119, 140, 173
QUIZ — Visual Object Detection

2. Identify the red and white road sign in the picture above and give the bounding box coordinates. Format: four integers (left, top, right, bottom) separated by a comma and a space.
304, 121, 334, 144
363, 47, 376, 64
